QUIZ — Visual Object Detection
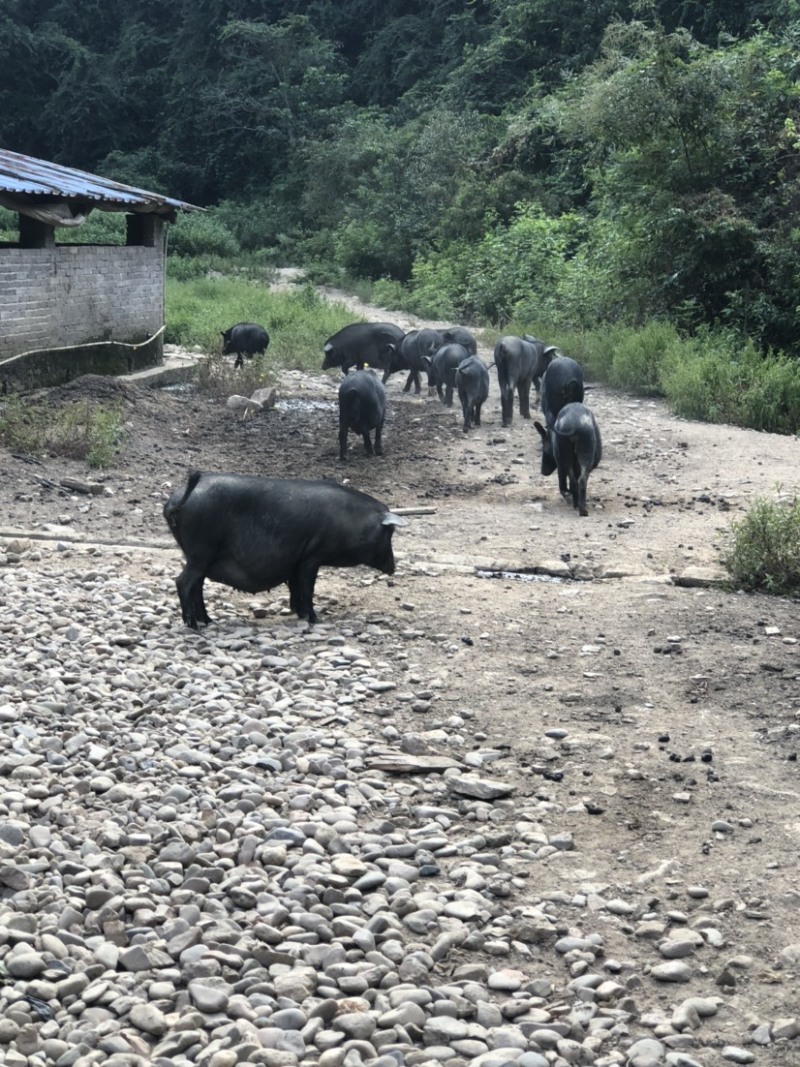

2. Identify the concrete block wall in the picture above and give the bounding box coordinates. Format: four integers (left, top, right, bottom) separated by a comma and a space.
0, 242, 164, 360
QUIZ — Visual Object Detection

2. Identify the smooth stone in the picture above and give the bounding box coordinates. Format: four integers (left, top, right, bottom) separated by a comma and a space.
188, 981, 231, 1013
129, 1002, 168, 1036
651, 961, 693, 983
720, 1049, 755, 1064
6, 953, 46, 979
626, 1037, 666, 1066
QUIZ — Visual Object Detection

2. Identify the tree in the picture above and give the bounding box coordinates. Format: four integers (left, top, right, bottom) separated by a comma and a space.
551, 19, 800, 347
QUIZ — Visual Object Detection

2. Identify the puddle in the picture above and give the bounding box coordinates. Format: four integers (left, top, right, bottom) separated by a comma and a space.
276, 398, 336, 413
476, 569, 564, 584
159, 382, 197, 394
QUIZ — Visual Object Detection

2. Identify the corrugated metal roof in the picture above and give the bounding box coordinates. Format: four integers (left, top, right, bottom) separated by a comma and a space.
0, 149, 201, 215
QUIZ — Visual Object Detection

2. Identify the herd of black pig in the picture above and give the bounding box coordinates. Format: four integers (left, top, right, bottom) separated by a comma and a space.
162, 320, 602, 629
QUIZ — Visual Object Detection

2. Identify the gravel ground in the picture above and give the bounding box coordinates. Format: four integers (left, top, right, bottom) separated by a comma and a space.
2, 544, 791, 1067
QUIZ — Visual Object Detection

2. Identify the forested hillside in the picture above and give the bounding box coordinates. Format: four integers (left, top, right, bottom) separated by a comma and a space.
2, 0, 800, 356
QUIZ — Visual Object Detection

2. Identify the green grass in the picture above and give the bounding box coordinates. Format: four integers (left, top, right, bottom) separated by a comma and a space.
726, 495, 800, 595
165, 275, 360, 378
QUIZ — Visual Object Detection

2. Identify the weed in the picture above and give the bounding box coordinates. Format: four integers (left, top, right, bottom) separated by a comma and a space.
726, 494, 800, 595
195, 352, 277, 401
0, 396, 124, 468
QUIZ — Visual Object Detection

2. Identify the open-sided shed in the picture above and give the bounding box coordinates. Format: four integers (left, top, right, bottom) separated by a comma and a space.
0, 149, 201, 390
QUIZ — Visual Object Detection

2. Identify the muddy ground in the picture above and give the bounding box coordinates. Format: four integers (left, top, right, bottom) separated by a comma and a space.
3, 288, 800, 1061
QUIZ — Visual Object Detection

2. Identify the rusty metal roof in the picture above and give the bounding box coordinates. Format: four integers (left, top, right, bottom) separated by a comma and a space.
0, 148, 201, 216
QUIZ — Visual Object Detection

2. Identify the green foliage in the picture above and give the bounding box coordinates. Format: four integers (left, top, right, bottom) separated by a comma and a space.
57, 211, 126, 245
556, 23, 800, 347
0, 206, 127, 245
0, 207, 17, 242
213, 197, 297, 253
0, 396, 123, 468
603, 321, 681, 395
85, 406, 124, 468
168, 212, 240, 258
370, 278, 411, 312
409, 203, 588, 324
194, 351, 276, 402
726, 495, 800, 596
4, 0, 800, 408
660, 331, 800, 433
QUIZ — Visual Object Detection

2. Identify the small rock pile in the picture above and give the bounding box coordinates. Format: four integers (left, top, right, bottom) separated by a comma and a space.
0, 546, 795, 1067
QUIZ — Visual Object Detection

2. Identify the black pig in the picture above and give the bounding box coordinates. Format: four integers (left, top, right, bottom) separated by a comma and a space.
164, 472, 408, 627
534, 402, 602, 516
221, 323, 269, 369
322, 322, 405, 376
338, 371, 386, 460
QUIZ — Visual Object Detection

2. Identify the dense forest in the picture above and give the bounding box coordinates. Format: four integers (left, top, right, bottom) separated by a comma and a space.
2, 0, 800, 356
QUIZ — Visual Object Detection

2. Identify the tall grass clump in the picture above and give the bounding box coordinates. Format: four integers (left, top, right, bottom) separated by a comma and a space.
661, 331, 800, 433
604, 321, 680, 395
726, 495, 800, 595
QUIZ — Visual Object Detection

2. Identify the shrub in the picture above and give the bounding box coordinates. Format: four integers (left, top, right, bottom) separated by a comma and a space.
194, 352, 276, 401
57, 212, 126, 245
726, 495, 800, 595
214, 197, 296, 252
0, 206, 17, 241
168, 212, 240, 258
606, 320, 680, 395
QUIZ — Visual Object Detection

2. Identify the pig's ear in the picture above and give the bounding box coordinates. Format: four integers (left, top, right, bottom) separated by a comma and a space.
382, 512, 409, 527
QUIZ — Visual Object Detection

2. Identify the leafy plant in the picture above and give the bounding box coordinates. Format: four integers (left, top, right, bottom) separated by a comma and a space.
194, 352, 276, 401
726, 495, 800, 596
168, 212, 240, 258
57, 211, 126, 245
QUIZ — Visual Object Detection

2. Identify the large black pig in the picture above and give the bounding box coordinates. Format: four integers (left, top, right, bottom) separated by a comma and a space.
322, 322, 405, 375
455, 356, 489, 432
540, 356, 585, 428
221, 323, 270, 369
379, 328, 445, 394
494, 335, 557, 426
441, 326, 478, 355
421, 342, 472, 406
534, 402, 602, 517
164, 472, 408, 627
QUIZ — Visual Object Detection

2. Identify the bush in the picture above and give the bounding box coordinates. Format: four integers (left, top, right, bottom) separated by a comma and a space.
726, 495, 800, 595
370, 277, 411, 312
214, 197, 297, 252
194, 351, 276, 401
605, 321, 680, 395
0, 206, 17, 241
168, 212, 240, 258
57, 212, 127, 245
